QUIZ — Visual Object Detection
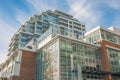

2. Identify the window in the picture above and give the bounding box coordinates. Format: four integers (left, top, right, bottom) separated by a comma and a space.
37, 22, 42, 25
82, 25, 85, 27
60, 40, 66, 50
66, 41, 72, 51
69, 21, 72, 24
108, 48, 120, 72
21, 38, 26, 42
37, 26, 42, 30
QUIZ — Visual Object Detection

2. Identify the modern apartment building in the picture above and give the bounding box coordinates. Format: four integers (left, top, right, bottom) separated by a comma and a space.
0, 10, 120, 80
0, 10, 85, 80
85, 26, 120, 80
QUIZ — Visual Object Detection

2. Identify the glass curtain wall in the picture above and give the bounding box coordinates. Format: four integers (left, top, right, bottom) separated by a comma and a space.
86, 30, 100, 44
36, 39, 59, 80
101, 29, 120, 45
36, 37, 103, 80
59, 39, 103, 80
107, 48, 120, 80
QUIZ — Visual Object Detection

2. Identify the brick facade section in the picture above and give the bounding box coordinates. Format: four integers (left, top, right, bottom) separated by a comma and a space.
12, 50, 36, 80
99, 40, 120, 80
0, 78, 7, 80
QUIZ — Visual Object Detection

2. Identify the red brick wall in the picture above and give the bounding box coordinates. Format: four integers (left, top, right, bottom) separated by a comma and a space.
99, 40, 120, 80
0, 78, 7, 80
12, 50, 36, 80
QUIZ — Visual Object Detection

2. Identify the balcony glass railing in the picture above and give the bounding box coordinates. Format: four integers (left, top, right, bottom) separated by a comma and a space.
37, 24, 84, 44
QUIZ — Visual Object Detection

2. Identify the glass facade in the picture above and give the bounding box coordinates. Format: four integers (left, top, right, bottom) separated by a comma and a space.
8, 10, 85, 56
86, 30, 100, 44
101, 29, 120, 45
42, 12, 58, 24
107, 48, 120, 80
112, 76, 120, 80
86, 28, 120, 46
35, 21, 42, 34
36, 37, 103, 80
107, 48, 120, 73
20, 33, 33, 48
36, 39, 59, 80
59, 39, 103, 80
85, 27, 120, 80
49, 23, 85, 40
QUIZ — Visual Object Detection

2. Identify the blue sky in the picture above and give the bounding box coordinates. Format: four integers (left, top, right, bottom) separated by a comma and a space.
0, 0, 120, 63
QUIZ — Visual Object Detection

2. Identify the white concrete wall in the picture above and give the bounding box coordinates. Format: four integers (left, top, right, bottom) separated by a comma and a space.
0, 50, 22, 78
38, 34, 52, 49
13, 62, 20, 76
108, 26, 120, 35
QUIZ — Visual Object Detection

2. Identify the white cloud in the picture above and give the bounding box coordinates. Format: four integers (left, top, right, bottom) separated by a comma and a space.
67, 0, 103, 30
104, 0, 120, 28
26, 0, 56, 13
106, 0, 120, 10
67, 0, 120, 30
16, 0, 58, 24
15, 9, 31, 24
16, 0, 120, 30
0, 20, 16, 64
